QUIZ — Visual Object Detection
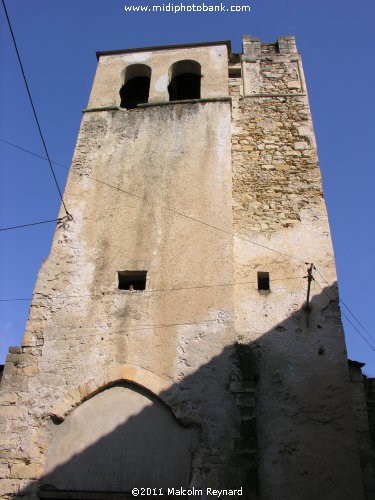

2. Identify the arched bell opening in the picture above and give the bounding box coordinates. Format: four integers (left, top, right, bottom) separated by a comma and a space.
120, 64, 151, 109
168, 60, 201, 101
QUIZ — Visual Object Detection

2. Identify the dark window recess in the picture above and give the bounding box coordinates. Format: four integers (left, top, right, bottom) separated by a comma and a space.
118, 271, 147, 290
257, 272, 270, 291
168, 60, 201, 101
229, 67, 242, 78
120, 76, 150, 109
120, 64, 151, 110
168, 73, 201, 101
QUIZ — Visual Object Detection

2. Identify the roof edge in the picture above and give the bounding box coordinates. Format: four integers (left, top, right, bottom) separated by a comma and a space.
96, 40, 232, 60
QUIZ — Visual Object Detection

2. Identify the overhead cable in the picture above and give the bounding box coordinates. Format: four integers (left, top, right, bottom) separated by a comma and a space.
314, 267, 375, 343
0, 138, 305, 264
0, 275, 304, 302
0, 215, 71, 233
2, 138, 373, 353
0, 139, 67, 169
1, 0, 71, 217
313, 276, 375, 353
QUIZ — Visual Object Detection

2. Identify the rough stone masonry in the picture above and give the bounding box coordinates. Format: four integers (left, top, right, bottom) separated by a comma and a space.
0, 35, 373, 500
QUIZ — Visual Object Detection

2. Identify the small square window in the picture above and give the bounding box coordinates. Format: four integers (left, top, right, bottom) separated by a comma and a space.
118, 271, 147, 291
229, 67, 242, 78
257, 272, 270, 291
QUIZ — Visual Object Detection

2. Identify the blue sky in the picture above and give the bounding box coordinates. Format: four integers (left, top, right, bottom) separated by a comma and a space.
1, 0, 374, 375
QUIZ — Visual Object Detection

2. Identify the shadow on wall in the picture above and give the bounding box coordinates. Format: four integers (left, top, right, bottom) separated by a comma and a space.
15, 285, 366, 500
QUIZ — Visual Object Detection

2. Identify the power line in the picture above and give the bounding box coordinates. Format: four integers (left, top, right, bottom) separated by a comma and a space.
0, 139, 68, 169
73, 164, 306, 264
0, 276, 304, 303
313, 276, 375, 353
0, 298, 30, 302
5, 277, 374, 354
42, 318, 236, 344
90, 174, 307, 264
340, 311, 375, 353
0, 216, 70, 233
340, 299, 375, 342
314, 267, 375, 343
0, 137, 306, 264
3, 138, 373, 353
1, 0, 71, 217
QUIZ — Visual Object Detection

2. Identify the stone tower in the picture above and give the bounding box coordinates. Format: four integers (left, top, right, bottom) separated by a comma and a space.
0, 36, 368, 499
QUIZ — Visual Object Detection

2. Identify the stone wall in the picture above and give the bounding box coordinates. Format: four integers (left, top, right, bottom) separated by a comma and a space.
230, 37, 364, 499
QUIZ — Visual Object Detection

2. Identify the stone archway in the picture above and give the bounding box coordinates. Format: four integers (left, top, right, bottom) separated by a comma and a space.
41, 382, 195, 496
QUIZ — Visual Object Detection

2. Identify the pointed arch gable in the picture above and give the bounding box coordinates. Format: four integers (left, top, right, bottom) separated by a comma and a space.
49, 364, 173, 422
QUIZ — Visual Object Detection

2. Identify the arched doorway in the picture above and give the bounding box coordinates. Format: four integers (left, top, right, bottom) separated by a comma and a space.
41, 383, 194, 497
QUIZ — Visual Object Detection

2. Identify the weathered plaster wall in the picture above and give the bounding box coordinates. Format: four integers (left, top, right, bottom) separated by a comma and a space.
88, 43, 229, 108
0, 94, 245, 496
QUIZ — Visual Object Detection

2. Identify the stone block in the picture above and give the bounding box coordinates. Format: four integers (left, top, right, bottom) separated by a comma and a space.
19, 365, 39, 377
67, 388, 83, 405
49, 403, 68, 422
278, 36, 297, 54
294, 142, 308, 150
5, 354, 20, 364
0, 478, 23, 496
78, 378, 98, 398
287, 80, 301, 90
10, 463, 43, 480
8, 347, 21, 354
0, 405, 21, 417
242, 35, 261, 61
22, 332, 37, 347
264, 72, 283, 79
230, 381, 255, 393
0, 391, 18, 405
0, 465, 10, 479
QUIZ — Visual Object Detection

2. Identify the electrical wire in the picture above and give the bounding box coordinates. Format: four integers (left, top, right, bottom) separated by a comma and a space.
1, 0, 70, 216
0, 139, 67, 169
0, 137, 307, 264
0, 276, 303, 303
3, 139, 373, 357
0, 217, 67, 232
314, 267, 375, 343
41, 318, 236, 344
0, 17, 371, 358
340, 311, 375, 353
312, 276, 375, 353
2, 141, 373, 353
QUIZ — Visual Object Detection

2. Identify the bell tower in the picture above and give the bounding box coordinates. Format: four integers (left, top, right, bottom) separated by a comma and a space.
0, 37, 366, 500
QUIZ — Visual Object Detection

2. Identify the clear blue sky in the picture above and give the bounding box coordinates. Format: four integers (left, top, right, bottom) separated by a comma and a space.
1, 0, 374, 375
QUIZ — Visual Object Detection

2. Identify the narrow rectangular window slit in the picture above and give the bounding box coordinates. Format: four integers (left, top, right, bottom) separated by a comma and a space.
257, 272, 270, 291
229, 67, 242, 78
118, 270, 147, 291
